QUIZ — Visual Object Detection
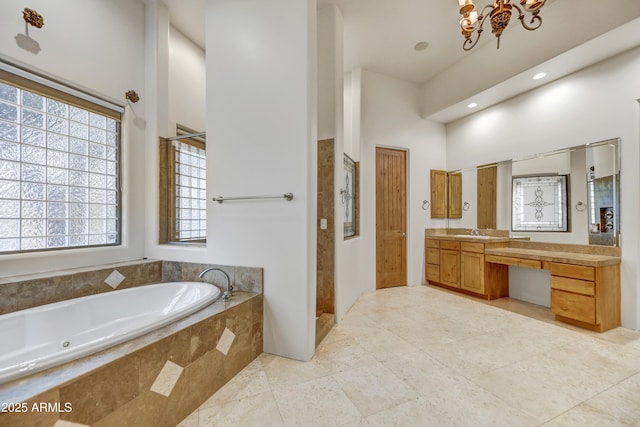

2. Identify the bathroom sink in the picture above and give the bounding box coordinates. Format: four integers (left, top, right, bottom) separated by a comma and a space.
450, 234, 493, 239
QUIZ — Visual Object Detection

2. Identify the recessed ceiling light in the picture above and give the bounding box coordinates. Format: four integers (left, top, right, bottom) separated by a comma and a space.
533, 72, 547, 80
414, 41, 429, 51
467, 102, 478, 108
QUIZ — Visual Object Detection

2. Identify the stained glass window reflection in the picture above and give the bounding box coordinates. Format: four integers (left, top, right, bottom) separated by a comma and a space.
512, 175, 568, 232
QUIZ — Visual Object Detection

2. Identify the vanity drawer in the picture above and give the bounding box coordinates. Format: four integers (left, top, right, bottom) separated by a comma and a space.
551, 290, 596, 324
550, 263, 595, 281
425, 239, 440, 249
485, 255, 541, 269
426, 263, 440, 282
551, 276, 595, 296
461, 242, 484, 254
426, 248, 440, 265
440, 240, 460, 250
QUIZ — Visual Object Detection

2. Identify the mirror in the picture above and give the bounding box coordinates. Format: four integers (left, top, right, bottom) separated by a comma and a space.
445, 138, 620, 246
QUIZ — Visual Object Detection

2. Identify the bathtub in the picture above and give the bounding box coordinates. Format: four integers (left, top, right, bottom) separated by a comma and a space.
0, 281, 220, 384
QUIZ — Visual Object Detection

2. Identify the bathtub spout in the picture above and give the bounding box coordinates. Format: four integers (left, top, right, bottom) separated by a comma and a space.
198, 267, 233, 301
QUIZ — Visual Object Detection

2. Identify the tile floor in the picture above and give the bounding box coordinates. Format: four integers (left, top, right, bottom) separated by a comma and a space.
179, 285, 640, 426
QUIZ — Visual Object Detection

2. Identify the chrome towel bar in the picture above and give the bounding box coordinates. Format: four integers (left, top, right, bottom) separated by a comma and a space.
212, 193, 294, 204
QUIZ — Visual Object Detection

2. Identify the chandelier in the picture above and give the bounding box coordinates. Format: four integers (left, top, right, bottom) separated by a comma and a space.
458, 0, 546, 51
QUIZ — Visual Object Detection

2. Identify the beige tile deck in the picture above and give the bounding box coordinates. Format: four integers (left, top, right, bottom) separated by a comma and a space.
180, 285, 640, 426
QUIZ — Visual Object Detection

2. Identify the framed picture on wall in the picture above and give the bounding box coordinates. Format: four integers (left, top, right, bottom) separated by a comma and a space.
343, 154, 358, 238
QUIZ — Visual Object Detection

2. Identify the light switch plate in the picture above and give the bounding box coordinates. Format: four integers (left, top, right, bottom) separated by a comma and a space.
320, 218, 328, 230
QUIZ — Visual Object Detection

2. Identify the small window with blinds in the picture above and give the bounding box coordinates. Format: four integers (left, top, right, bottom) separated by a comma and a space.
0, 64, 122, 254
159, 128, 206, 244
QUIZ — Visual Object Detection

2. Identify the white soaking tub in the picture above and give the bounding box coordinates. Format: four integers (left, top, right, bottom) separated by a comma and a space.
0, 281, 220, 384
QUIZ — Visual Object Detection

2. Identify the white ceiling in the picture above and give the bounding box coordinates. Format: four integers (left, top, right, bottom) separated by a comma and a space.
163, 0, 640, 123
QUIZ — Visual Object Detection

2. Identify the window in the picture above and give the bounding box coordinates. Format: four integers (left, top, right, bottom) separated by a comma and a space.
512, 175, 568, 232
343, 154, 359, 238
159, 128, 206, 244
0, 65, 121, 254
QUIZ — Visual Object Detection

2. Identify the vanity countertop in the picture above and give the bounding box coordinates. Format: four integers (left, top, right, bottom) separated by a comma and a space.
484, 247, 621, 267
427, 234, 515, 243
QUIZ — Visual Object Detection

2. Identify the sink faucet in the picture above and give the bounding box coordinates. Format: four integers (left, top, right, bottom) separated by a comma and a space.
198, 267, 233, 301
471, 228, 480, 236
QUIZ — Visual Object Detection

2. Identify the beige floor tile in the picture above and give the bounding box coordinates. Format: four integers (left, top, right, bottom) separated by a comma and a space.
271, 376, 361, 426
198, 391, 283, 427
353, 329, 418, 362
259, 352, 332, 388
313, 336, 378, 374
332, 362, 418, 417
200, 358, 270, 407
366, 380, 537, 427
543, 403, 628, 427
472, 350, 624, 423
177, 410, 199, 427
580, 372, 640, 426
381, 351, 465, 396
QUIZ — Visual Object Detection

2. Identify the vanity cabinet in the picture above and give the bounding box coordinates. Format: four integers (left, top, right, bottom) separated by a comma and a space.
425, 237, 508, 299
448, 172, 462, 219
430, 170, 447, 219
550, 262, 620, 332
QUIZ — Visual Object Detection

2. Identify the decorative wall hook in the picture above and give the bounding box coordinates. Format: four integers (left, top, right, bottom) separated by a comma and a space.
422, 200, 430, 210
22, 8, 44, 29
125, 90, 140, 103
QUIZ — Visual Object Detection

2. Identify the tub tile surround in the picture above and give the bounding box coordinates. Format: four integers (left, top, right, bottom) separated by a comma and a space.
178, 286, 640, 426
0, 260, 263, 316
0, 261, 263, 427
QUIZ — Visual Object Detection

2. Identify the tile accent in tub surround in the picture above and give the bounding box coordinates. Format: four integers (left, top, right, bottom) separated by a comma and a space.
104, 269, 125, 289
150, 360, 184, 397
216, 328, 236, 355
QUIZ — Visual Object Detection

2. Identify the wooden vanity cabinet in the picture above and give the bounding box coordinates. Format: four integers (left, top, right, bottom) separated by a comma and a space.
550, 262, 620, 332
430, 170, 447, 219
425, 239, 441, 282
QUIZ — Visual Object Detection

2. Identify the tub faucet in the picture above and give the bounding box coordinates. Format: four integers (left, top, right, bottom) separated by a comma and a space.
471, 228, 480, 236
198, 267, 233, 301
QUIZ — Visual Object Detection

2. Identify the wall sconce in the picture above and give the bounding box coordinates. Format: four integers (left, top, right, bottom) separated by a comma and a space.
125, 90, 140, 103
22, 8, 44, 29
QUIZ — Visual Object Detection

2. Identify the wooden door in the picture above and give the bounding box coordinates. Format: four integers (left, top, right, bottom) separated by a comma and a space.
376, 148, 407, 289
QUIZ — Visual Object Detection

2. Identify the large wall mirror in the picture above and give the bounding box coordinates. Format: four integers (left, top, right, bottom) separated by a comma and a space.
445, 138, 620, 246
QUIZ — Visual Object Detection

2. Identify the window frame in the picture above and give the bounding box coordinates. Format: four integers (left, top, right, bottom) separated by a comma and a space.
159, 129, 206, 245
0, 62, 123, 254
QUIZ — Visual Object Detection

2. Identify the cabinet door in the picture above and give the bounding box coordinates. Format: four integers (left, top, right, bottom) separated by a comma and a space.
430, 170, 447, 219
448, 172, 462, 219
461, 251, 485, 294
440, 249, 460, 287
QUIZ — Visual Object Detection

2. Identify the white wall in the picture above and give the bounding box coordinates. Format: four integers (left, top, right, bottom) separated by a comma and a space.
358, 70, 447, 296
0, 0, 146, 276
168, 26, 206, 133
203, 0, 317, 361
446, 46, 640, 330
